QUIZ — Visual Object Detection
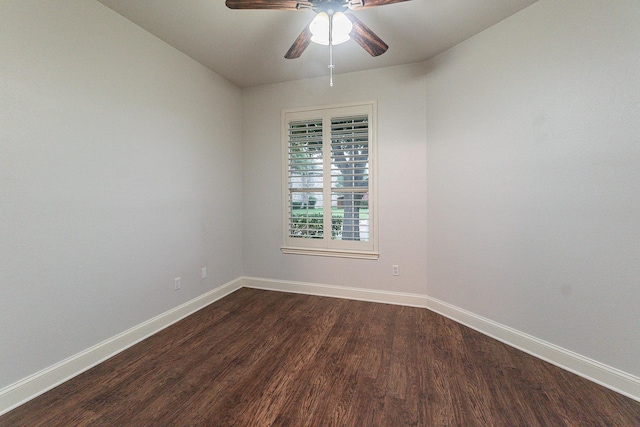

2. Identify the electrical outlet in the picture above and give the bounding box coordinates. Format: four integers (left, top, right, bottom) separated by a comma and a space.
392, 265, 399, 276
174, 277, 181, 290
201, 267, 207, 279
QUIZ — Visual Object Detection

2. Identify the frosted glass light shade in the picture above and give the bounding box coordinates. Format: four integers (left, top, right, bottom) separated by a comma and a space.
309, 11, 353, 45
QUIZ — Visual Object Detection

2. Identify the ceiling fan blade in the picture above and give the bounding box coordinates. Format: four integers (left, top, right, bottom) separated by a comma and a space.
285, 23, 312, 59
350, 0, 411, 8
346, 13, 388, 57
225, 0, 311, 10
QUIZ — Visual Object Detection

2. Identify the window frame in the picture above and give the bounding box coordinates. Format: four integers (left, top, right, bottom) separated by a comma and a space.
281, 101, 379, 259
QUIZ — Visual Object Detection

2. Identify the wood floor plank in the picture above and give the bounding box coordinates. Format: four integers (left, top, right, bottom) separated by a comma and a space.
271, 301, 354, 426
339, 302, 397, 426
219, 295, 345, 426
423, 313, 463, 425
101, 290, 291, 424
1, 288, 639, 426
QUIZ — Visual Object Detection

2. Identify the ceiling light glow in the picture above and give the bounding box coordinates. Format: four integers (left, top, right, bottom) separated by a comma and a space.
310, 11, 353, 46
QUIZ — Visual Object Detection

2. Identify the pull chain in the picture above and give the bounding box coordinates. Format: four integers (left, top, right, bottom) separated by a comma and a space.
328, 11, 334, 87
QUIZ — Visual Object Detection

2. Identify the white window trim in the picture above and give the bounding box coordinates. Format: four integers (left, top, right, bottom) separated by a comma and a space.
281, 101, 379, 259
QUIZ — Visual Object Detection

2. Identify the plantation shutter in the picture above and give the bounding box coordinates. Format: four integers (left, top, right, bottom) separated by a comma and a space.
287, 118, 324, 239
330, 115, 369, 242
282, 102, 377, 259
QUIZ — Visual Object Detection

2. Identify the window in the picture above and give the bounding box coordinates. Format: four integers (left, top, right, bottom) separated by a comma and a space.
281, 102, 378, 259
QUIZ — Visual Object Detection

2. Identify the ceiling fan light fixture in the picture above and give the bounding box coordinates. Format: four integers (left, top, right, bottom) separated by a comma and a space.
309, 11, 353, 45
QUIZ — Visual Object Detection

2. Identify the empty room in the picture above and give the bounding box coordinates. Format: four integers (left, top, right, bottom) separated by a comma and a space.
1, 0, 639, 425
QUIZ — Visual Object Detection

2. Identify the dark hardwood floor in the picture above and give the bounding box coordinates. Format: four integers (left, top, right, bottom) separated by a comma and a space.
2, 288, 639, 426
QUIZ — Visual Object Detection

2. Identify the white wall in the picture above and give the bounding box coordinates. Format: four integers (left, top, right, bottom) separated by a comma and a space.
2, 0, 638, 403
426, 0, 640, 377
0, 0, 243, 389
242, 64, 428, 295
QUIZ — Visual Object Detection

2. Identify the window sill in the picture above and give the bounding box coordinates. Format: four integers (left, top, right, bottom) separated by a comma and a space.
281, 247, 379, 260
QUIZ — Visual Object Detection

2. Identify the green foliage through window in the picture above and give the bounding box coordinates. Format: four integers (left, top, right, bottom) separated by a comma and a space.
289, 213, 343, 239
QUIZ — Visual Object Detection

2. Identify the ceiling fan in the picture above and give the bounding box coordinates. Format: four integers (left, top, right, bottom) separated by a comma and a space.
226, 0, 408, 59
226, 0, 411, 84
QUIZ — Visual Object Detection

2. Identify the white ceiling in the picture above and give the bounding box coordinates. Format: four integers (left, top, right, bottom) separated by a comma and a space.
96, 0, 538, 88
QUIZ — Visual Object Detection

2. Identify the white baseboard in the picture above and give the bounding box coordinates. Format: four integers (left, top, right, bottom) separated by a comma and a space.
0, 278, 243, 416
3, 276, 638, 417
241, 276, 429, 308
243, 276, 640, 403
425, 295, 640, 403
